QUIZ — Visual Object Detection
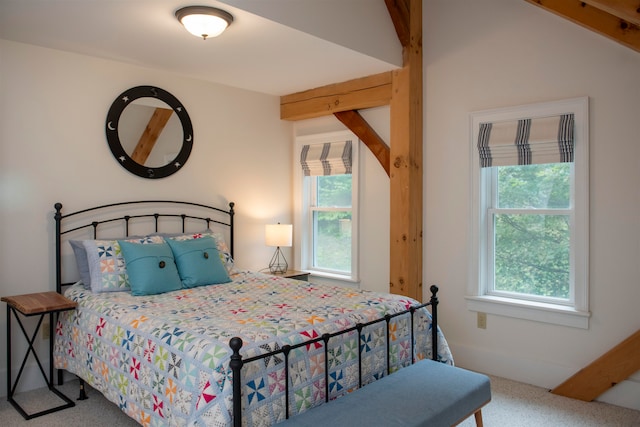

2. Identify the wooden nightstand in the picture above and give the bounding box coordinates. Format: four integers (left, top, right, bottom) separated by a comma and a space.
270, 270, 310, 281
2, 291, 77, 420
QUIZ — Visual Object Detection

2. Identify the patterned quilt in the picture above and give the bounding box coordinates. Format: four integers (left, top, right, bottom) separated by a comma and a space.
54, 271, 452, 427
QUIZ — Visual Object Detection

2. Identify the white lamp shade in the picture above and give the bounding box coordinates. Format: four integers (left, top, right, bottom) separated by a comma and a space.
265, 224, 292, 247
176, 6, 233, 39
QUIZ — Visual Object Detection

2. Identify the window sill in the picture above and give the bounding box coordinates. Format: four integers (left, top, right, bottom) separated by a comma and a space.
305, 270, 359, 289
306, 269, 356, 282
465, 295, 590, 329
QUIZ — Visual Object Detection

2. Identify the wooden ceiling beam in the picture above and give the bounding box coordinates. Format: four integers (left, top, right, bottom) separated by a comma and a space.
581, 0, 640, 26
280, 71, 392, 121
524, 0, 640, 52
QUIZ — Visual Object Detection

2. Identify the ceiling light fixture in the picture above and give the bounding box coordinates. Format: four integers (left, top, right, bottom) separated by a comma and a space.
175, 6, 233, 40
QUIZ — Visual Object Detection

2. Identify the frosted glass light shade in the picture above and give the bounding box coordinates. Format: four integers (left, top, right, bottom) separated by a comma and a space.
176, 6, 233, 40
265, 224, 292, 247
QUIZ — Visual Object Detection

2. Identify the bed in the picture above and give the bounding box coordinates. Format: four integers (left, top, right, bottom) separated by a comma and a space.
52, 200, 453, 427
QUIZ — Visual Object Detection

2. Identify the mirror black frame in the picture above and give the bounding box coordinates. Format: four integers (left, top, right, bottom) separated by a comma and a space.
106, 86, 193, 179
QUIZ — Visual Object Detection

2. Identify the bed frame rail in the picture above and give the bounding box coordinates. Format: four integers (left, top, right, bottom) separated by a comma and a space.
229, 285, 440, 427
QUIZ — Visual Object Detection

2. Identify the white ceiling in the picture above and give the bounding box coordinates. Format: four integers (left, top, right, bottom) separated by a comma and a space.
0, 0, 402, 96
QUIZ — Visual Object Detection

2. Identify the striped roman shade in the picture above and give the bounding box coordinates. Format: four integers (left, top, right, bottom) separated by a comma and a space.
300, 140, 352, 176
477, 114, 574, 167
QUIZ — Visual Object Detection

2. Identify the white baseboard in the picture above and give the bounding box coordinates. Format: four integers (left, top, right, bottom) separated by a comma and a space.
597, 377, 640, 411
449, 341, 640, 411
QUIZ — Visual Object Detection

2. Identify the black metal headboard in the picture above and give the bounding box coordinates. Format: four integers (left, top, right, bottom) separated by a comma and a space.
54, 200, 235, 294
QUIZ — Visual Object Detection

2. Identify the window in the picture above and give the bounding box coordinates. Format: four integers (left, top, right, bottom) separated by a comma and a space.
490, 163, 572, 302
468, 98, 589, 328
310, 175, 352, 273
294, 131, 359, 281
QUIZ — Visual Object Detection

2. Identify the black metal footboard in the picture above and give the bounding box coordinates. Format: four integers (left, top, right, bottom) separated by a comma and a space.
229, 285, 440, 427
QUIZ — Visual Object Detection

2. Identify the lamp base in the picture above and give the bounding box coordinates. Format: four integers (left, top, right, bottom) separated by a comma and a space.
269, 247, 288, 274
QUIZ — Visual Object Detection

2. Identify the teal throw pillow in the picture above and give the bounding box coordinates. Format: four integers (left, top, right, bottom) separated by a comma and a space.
165, 230, 236, 274
118, 241, 182, 296
166, 236, 231, 288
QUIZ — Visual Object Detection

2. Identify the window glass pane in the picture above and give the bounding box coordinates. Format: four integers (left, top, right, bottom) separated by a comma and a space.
313, 211, 351, 272
493, 213, 570, 299
497, 163, 570, 209
317, 175, 352, 207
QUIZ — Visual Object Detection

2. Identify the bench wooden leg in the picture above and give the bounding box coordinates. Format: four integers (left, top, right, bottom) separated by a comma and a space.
474, 409, 483, 427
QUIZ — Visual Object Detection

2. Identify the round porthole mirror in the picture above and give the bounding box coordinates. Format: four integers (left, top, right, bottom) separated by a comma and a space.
105, 86, 193, 179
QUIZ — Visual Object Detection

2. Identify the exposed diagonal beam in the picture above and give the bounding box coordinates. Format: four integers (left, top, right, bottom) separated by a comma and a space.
280, 72, 392, 121
334, 110, 390, 176
524, 0, 640, 53
552, 329, 640, 401
385, 0, 410, 48
131, 107, 173, 165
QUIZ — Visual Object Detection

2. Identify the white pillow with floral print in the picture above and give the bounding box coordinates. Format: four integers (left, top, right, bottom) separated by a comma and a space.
83, 235, 165, 293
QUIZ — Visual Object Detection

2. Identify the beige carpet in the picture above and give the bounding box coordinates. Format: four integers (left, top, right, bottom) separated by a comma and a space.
458, 375, 640, 427
1, 374, 639, 426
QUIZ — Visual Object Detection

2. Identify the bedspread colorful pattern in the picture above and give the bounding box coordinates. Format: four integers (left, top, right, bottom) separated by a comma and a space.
54, 272, 452, 427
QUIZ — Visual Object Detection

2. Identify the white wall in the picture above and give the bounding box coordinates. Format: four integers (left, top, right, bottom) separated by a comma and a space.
0, 40, 293, 393
424, 0, 640, 410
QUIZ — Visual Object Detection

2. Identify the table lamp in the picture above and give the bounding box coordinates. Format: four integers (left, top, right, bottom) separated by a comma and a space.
265, 223, 292, 274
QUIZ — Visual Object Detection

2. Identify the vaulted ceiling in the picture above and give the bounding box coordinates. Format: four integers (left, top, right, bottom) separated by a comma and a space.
1, 1, 637, 98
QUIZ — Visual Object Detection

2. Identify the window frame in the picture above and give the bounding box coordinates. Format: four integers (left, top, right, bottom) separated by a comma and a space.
294, 131, 359, 282
468, 97, 590, 329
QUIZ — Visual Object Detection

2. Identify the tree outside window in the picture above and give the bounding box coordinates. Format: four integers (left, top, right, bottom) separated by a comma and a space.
313, 174, 352, 273
491, 163, 571, 300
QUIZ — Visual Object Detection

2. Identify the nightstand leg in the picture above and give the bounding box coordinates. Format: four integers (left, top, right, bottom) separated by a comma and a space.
6, 306, 10, 402
9, 308, 49, 394
49, 312, 54, 386
6, 306, 75, 419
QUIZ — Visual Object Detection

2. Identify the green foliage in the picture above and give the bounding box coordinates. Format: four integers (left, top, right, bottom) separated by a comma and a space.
493, 163, 571, 299
313, 174, 352, 272
498, 163, 570, 209
314, 213, 352, 272
317, 175, 352, 208
494, 214, 570, 298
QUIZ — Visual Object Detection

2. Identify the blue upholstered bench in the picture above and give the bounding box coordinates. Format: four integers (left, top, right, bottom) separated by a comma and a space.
275, 359, 491, 427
